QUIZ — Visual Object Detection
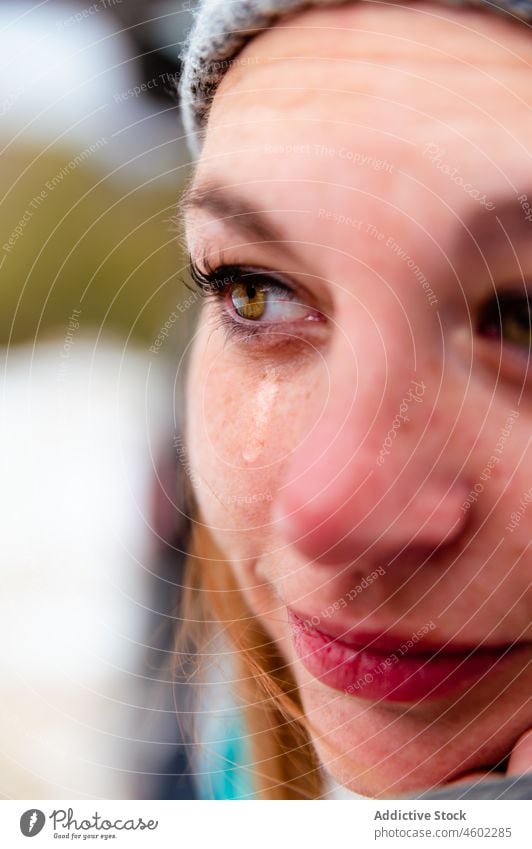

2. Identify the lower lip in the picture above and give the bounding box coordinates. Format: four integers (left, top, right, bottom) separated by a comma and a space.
289, 612, 513, 702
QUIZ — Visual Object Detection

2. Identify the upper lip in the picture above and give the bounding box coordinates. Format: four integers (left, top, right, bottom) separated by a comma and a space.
288, 609, 529, 656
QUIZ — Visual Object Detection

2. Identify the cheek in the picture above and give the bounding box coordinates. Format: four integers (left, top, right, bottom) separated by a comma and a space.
185, 322, 325, 557
483, 424, 532, 620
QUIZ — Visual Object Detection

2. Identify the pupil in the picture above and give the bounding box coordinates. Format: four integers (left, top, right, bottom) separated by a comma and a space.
247, 283, 256, 300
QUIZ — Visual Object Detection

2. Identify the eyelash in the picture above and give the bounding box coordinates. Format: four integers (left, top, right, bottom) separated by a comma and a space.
477, 291, 531, 340
187, 253, 313, 345
186, 254, 531, 381
475, 289, 532, 380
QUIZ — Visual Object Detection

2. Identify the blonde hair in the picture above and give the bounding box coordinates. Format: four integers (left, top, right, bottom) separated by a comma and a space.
175, 518, 324, 799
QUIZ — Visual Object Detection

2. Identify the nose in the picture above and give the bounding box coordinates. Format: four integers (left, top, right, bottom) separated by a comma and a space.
272, 322, 471, 568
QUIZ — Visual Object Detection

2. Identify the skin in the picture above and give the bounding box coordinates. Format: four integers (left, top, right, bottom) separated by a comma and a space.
182, 1, 532, 796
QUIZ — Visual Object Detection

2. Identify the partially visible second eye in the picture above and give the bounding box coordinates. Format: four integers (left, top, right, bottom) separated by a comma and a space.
477, 291, 531, 349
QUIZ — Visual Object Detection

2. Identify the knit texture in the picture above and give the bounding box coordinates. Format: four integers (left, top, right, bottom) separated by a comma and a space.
179, 0, 532, 157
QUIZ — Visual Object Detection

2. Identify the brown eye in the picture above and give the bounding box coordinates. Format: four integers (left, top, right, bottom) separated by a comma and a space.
477, 292, 531, 349
227, 272, 313, 324
230, 281, 267, 320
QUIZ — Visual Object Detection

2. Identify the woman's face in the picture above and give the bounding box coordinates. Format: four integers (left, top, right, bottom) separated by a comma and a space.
183, 2, 532, 796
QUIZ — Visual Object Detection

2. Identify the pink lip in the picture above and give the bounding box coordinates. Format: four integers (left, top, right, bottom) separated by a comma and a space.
288, 610, 526, 702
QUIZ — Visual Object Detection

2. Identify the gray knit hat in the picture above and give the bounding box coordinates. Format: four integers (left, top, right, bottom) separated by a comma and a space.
179, 0, 532, 157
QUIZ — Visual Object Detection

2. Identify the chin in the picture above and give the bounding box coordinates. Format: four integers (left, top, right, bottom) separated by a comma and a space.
313, 739, 473, 799
306, 723, 458, 798
295, 667, 529, 798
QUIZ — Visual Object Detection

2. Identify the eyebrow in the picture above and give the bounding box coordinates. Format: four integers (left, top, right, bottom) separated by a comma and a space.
178, 177, 299, 252
452, 192, 532, 268
179, 178, 532, 271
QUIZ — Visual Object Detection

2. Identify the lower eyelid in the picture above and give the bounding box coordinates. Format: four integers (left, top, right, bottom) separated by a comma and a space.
474, 335, 531, 386
208, 294, 327, 352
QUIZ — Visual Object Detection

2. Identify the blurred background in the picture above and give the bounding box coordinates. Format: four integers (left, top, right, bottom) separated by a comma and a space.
0, 0, 200, 799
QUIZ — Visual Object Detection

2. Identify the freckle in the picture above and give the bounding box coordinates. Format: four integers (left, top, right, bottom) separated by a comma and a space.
242, 367, 279, 463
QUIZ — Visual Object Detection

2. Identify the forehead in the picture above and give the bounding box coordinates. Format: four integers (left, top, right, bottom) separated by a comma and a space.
201, 2, 532, 153
189, 2, 532, 283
